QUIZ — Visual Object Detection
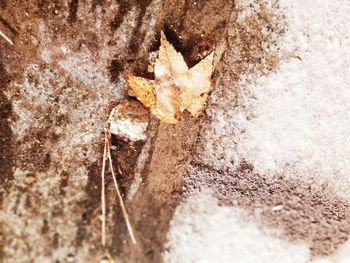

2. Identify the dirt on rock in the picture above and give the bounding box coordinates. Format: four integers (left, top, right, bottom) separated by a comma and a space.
186, 161, 350, 258
0, 0, 234, 261
0, 63, 13, 188
108, 112, 200, 262
0, 0, 348, 262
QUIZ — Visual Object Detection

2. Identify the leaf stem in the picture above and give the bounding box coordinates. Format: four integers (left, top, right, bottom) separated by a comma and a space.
0, 30, 13, 45
106, 129, 137, 244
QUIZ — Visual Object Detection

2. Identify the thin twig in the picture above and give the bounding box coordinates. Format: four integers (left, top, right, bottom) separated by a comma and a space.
101, 128, 108, 246
0, 30, 13, 45
106, 129, 137, 244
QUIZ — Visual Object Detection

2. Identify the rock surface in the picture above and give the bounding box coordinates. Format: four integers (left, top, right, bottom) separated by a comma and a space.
0, 0, 349, 262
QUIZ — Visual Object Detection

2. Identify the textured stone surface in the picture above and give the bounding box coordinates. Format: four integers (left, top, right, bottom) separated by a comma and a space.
0, 0, 349, 262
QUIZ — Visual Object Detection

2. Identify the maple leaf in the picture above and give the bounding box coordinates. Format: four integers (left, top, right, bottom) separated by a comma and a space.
127, 31, 213, 124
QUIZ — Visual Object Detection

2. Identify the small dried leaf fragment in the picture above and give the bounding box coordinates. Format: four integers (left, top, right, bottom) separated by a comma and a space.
127, 76, 156, 109
127, 31, 213, 124
178, 52, 214, 117
155, 32, 189, 79
152, 79, 180, 124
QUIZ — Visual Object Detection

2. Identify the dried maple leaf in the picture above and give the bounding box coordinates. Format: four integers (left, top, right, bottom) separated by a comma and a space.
127, 31, 213, 124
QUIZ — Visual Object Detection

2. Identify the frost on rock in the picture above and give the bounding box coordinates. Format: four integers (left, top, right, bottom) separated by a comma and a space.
164, 192, 311, 263
198, 0, 350, 199
108, 100, 149, 141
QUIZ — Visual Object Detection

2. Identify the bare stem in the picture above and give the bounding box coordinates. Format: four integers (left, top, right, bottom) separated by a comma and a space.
106, 129, 137, 245
101, 128, 108, 247
0, 30, 13, 45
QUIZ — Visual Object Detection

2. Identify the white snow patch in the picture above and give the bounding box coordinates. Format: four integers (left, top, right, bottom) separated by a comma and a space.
201, 0, 350, 199
164, 191, 311, 263
235, 0, 350, 197
109, 118, 148, 141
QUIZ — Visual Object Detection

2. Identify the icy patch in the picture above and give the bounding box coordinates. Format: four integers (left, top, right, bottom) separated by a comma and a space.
235, 57, 350, 194
110, 118, 147, 141
58, 50, 117, 89
201, 0, 350, 198
235, 0, 350, 196
9, 64, 121, 175
164, 191, 311, 263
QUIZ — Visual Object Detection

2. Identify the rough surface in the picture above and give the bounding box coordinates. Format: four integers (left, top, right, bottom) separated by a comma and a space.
166, 0, 350, 262
0, 0, 349, 262
108, 100, 149, 141
184, 163, 350, 258
164, 192, 311, 263
0, 0, 232, 262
